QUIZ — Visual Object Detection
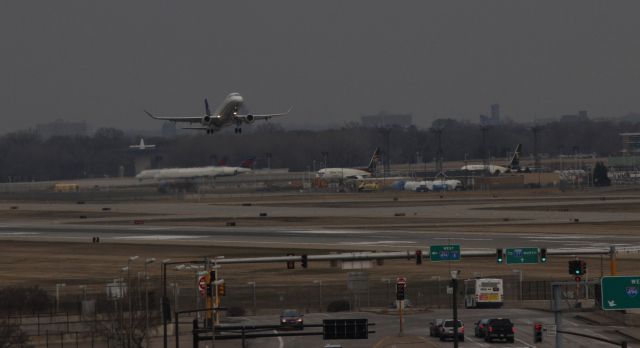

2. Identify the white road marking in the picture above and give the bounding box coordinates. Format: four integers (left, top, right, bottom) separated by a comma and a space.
464, 336, 490, 347
284, 230, 368, 234
273, 330, 284, 348
515, 337, 535, 348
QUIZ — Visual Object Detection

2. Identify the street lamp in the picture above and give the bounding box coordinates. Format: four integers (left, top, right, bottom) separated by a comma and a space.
144, 258, 155, 348
247, 281, 257, 315
55, 283, 66, 313
313, 280, 323, 312
127, 256, 138, 348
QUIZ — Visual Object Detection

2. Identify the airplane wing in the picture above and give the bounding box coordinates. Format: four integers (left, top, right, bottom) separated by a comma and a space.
235, 107, 293, 121
144, 111, 203, 123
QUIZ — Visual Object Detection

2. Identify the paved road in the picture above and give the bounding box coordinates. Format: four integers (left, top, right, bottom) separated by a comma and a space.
201, 308, 632, 348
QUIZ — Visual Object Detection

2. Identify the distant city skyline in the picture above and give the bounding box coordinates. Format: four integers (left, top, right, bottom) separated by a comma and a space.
2, 1, 640, 133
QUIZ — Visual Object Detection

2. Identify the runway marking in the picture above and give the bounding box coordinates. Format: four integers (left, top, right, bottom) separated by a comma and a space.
0, 232, 40, 236
433, 237, 493, 241
283, 230, 368, 234
114, 235, 205, 240
339, 241, 417, 245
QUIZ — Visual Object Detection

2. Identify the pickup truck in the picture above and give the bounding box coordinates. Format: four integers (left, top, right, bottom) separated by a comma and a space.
481, 318, 515, 343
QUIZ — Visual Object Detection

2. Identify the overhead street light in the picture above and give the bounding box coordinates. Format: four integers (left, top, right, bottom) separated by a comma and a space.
55, 283, 66, 313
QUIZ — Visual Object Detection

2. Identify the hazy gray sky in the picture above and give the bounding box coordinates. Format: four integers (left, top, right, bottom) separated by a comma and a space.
2, 1, 640, 133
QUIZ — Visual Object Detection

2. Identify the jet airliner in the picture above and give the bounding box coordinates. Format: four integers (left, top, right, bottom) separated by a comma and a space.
145, 93, 291, 134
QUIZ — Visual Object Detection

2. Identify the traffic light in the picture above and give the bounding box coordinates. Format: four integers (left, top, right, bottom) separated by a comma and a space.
496, 248, 503, 263
286, 253, 295, 269
415, 250, 422, 265
539, 248, 547, 263
533, 323, 543, 343
569, 260, 586, 275
206, 283, 212, 297
218, 282, 226, 297
396, 282, 406, 301
301, 254, 308, 269
579, 260, 587, 275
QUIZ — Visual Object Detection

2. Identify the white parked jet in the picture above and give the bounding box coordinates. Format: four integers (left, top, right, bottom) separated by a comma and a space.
145, 93, 291, 134
316, 148, 380, 180
136, 158, 255, 181
461, 144, 522, 174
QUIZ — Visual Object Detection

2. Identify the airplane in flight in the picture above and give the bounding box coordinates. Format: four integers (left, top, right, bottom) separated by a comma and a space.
129, 138, 156, 150
461, 144, 523, 174
136, 158, 255, 181
316, 148, 381, 180
144, 93, 291, 134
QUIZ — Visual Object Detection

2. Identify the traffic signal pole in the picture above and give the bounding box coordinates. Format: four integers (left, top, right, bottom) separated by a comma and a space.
610, 246, 617, 275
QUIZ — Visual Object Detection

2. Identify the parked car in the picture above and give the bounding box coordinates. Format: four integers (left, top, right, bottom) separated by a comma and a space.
279, 309, 304, 330
479, 318, 515, 343
474, 319, 491, 338
439, 319, 464, 341
429, 319, 444, 337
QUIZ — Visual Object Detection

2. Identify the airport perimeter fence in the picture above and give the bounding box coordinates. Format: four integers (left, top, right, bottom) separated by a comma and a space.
4, 274, 598, 321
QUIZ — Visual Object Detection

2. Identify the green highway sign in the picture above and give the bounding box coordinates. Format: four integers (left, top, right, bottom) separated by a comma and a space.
506, 248, 539, 264
601, 276, 640, 310
430, 245, 461, 262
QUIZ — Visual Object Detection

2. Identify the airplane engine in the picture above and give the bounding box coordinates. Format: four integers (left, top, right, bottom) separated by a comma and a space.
202, 115, 211, 125
244, 114, 254, 124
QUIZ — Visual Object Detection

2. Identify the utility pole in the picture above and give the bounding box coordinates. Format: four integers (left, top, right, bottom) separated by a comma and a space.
553, 284, 563, 348
450, 270, 460, 348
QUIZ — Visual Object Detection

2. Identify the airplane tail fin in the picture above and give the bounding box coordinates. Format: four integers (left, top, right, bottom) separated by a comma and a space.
240, 157, 256, 169
205, 99, 211, 116
367, 147, 381, 172
509, 144, 522, 169
139, 138, 145, 147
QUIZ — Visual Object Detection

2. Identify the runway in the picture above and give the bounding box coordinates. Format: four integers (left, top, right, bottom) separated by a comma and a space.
2, 223, 640, 252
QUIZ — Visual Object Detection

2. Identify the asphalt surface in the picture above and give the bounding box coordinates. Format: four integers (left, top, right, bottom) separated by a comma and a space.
2, 223, 640, 252
201, 308, 633, 348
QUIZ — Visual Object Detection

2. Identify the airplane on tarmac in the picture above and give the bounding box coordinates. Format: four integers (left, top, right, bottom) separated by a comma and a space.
461, 144, 523, 174
144, 93, 292, 134
316, 148, 381, 180
129, 138, 156, 150
136, 158, 255, 181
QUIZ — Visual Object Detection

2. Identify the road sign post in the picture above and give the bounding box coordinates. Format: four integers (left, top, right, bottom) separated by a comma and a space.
601, 276, 640, 310
506, 248, 540, 264
430, 245, 461, 262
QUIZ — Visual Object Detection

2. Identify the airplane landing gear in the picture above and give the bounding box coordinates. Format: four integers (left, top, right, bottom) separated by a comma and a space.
234, 128, 242, 134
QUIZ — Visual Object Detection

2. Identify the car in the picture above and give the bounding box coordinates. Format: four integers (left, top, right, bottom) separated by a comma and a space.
480, 318, 515, 343
279, 309, 304, 330
429, 319, 444, 337
474, 319, 490, 338
439, 319, 464, 341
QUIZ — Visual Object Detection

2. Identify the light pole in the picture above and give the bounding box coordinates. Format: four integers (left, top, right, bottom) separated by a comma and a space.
127, 256, 138, 348
381, 278, 391, 307
247, 281, 257, 315
144, 257, 155, 347
55, 283, 66, 313
512, 269, 523, 302
161, 259, 171, 348
313, 280, 323, 312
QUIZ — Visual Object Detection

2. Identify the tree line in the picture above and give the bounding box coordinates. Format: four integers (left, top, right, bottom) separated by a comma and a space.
1, 117, 638, 182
